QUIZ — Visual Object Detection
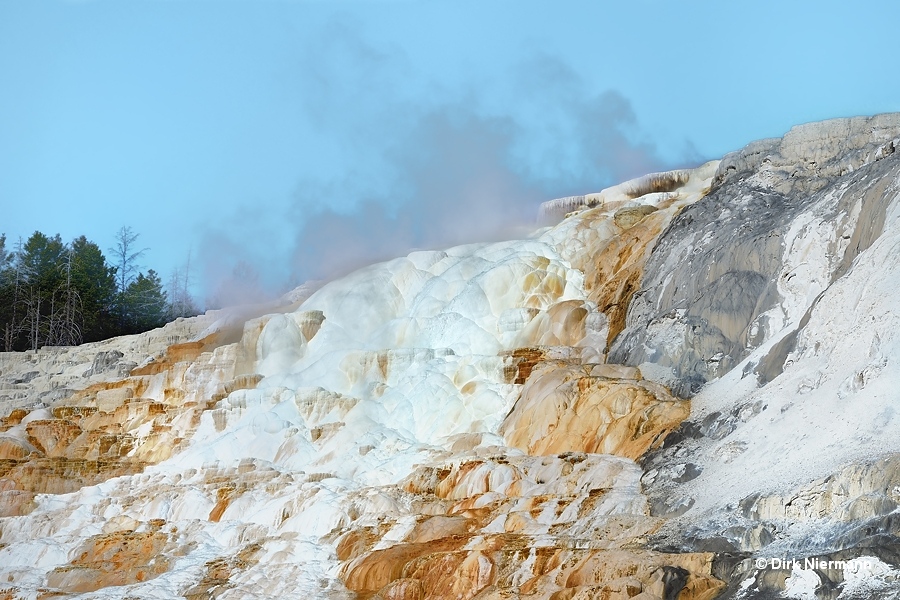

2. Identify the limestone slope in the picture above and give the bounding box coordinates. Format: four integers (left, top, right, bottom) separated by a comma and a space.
0, 162, 722, 599
0, 115, 899, 600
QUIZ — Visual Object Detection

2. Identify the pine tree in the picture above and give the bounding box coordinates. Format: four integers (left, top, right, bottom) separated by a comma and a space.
70, 236, 117, 341
0, 229, 179, 348
124, 270, 168, 332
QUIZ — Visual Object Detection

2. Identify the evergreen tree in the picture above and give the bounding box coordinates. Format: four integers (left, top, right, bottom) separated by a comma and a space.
70, 236, 117, 342
0, 235, 9, 270
19, 232, 65, 287
17, 232, 67, 350
0, 228, 180, 349
123, 270, 168, 332
1, 233, 115, 349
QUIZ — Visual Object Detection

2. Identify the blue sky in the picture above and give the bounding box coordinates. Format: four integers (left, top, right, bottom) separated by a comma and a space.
2, 0, 899, 305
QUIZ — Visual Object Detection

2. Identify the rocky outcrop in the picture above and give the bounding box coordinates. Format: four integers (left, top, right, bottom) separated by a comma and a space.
0, 314, 217, 415
501, 361, 688, 459
337, 453, 722, 599
609, 113, 900, 397
542, 161, 719, 353
0, 320, 272, 518
622, 116, 900, 598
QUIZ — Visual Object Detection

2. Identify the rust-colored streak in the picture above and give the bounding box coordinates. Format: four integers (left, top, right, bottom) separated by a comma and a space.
25, 420, 83, 458
374, 578, 423, 600
583, 215, 667, 348
502, 348, 548, 385
208, 485, 237, 522
130, 332, 221, 376
45, 531, 170, 593
340, 537, 470, 594
1, 409, 27, 428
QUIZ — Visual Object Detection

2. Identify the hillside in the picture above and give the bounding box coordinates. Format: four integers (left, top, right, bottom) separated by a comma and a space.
1, 114, 899, 599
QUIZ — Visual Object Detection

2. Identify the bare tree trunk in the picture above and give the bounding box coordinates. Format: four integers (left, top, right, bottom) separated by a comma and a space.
55, 250, 83, 346
26, 289, 41, 351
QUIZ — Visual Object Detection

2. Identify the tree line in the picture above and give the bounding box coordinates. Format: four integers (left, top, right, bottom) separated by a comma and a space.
0, 226, 199, 351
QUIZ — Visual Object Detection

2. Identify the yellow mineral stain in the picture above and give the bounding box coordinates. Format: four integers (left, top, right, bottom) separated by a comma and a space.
500, 364, 688, 461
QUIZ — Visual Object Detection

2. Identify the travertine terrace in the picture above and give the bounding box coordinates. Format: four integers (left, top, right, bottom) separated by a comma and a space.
2, 114, 900, 599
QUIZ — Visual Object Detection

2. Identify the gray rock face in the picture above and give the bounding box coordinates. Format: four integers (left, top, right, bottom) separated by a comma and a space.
714, 113, 900, 195
625, 114, 900, 597
82, 350, 125, 378
609, 114, 900, 397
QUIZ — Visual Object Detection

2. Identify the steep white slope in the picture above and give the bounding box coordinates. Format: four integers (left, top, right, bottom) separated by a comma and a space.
634, 115, 900, 599
676, 181, 900, 513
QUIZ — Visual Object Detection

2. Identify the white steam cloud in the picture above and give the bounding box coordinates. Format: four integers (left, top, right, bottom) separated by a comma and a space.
199, 21, 703, 307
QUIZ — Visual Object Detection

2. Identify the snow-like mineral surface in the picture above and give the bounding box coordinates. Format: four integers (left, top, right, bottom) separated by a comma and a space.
2, 114, 900, 600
